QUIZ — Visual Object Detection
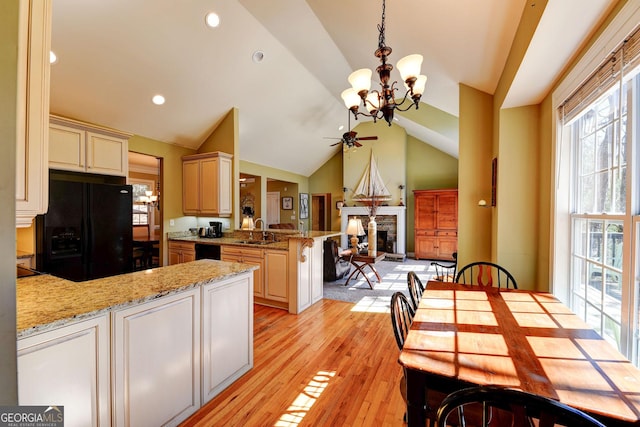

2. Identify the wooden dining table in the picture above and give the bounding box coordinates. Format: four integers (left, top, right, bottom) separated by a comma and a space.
399, 281, 640, 427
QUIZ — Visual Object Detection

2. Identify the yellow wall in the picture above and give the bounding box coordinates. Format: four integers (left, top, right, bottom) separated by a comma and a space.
1, 0, 19, 402
405, 136, 458, 252
309, 150, 343, 231
198, 108, 240, 229
342, 121, 406, 205
458, 85, 493, 268
495, 106, 540, 290
240, 160, 309, 230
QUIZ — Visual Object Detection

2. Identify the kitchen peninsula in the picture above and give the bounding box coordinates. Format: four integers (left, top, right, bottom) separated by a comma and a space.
168, 229, 342, 314
17, 260, 255, 427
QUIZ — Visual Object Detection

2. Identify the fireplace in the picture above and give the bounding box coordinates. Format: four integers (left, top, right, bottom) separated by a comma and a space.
340, 206, 406, 255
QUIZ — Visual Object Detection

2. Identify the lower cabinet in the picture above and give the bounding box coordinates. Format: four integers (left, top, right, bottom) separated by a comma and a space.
168, 241, 196, 265
221, 246, 263, 297
201, 275, 253, 401
112, 289, 201, 427
18, 272, 253, 427
221, 246, 289, 309
264, 250, 288, 302
18, 315, 111, 427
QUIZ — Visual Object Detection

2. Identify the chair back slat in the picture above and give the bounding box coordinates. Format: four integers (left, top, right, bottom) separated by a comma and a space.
436, 386, 607, 427
406, 272, 424, 312
390, 292, 414, 350
455, 262, 518, 289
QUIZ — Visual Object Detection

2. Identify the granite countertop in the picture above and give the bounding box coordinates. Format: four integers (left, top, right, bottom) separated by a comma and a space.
169, 235, 289, 250
17, 259, 257, 338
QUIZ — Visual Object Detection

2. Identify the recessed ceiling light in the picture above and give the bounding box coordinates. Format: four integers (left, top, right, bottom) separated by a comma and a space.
49, 51, 57, 64
338, 125, 344, 131
152, 95, 165, 105
205, 12, 220, 28
252, 50, 265, 63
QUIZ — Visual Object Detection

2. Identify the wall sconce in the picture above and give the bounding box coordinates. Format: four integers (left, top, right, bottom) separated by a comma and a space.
398, 184, 405, 206
336, 200, 344, 215
478, 199, 490, 208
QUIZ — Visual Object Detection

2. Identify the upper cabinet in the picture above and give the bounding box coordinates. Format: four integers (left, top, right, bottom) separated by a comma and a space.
15, 0, 52, 228
183, 152, 233, 217
49, 116, 130, 177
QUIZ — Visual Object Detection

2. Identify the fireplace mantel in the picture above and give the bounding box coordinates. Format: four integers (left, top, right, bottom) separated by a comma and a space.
340, 206, 406, 255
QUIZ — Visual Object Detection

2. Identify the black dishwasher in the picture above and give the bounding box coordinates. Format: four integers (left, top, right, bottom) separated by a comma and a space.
195, 244, 221, 260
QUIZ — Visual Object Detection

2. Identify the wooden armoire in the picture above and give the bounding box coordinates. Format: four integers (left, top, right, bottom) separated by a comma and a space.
413, 189, 458, 261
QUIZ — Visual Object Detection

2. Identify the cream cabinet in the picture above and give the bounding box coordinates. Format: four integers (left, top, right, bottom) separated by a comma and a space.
221, 245, 263, 297
168, 241, 196, 265
49, 116, 130, 177
183, 152, 232, 216
201, 274, 253, 402
112, 289, 201, 427
264, 250, 288, 303
15, 0, 52, 228
18, 315, 111, 427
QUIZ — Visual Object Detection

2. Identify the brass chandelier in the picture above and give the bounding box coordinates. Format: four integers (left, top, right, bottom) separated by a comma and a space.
341, 0, 426, 126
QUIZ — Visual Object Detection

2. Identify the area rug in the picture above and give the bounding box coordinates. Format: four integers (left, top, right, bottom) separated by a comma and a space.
322, 258, 441, 308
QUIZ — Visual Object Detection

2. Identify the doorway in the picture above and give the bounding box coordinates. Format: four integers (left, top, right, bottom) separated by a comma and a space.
128, 152, 162, 266
312, 193, 331, 231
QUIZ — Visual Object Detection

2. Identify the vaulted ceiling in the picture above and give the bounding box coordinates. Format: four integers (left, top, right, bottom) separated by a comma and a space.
49, 0, 616, 176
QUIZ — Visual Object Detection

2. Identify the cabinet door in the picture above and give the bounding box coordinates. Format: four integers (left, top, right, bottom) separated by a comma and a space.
264, 250, 288, 302
199, 156, 219, 214
183, 159, 200, 214
201, 274, 253, 402
182, 248, 196, 263
49, 123, 85, 172
112, 290, 200, 427
217, 155, 232, 215
437, 193, 458, 230
415, 234, 437, 260
415, 194, 437, 230
18, 315, 111, 427
222, 250, 264, 297
437, 237, 458, 260
16, 0, 51, 228
86, 131, 128, 176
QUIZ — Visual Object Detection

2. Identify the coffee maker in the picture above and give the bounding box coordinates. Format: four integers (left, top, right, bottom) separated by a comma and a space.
209, 221, 223, 238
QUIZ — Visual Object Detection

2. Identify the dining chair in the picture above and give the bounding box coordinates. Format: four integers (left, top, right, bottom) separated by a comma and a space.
436, 385, 606, 427
390, 291, 442, 426
407, 271, 425, 312
455, 261, 518, 289
430, 252, 457, 282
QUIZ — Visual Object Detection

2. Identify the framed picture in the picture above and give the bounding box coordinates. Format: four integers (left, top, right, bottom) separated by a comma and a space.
282, 196, 293, 210
300, 193, 309, 219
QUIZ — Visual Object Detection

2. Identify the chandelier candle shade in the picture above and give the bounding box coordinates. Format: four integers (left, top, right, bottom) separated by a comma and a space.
341, 0, 427, 126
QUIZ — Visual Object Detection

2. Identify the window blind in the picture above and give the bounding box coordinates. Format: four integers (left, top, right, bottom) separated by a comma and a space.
560, 25, 640, 122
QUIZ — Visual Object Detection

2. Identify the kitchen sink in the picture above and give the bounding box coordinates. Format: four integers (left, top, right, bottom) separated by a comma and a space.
234, 240, 272, 245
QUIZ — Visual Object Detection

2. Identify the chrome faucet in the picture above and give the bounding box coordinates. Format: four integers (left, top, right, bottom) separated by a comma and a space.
254, 218, 267, 240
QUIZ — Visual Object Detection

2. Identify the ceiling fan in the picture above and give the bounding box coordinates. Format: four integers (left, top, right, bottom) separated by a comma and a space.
325, 114, 378, 150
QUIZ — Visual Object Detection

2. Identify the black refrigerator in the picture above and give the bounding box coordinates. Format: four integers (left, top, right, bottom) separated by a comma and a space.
37, 175, 133, 281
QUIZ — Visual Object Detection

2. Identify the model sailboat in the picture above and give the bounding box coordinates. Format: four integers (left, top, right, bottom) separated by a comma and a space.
353, 151, 392, 203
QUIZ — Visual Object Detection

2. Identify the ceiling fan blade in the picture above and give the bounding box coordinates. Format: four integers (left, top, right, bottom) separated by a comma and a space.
323, 137, 342, 140
329, 142, 342, 146
356, 136, 378, 141
355, 141, 363, 147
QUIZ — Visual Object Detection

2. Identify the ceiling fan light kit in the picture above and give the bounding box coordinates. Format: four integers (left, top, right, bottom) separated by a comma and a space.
341, 0, 426, 126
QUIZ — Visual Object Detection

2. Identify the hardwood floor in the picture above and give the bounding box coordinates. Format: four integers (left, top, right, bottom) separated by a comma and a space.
181, 298, 406, 426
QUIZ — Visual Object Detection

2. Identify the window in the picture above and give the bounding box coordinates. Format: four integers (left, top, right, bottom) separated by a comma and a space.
557, 20, 640, 363
131, 180, 154, 225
